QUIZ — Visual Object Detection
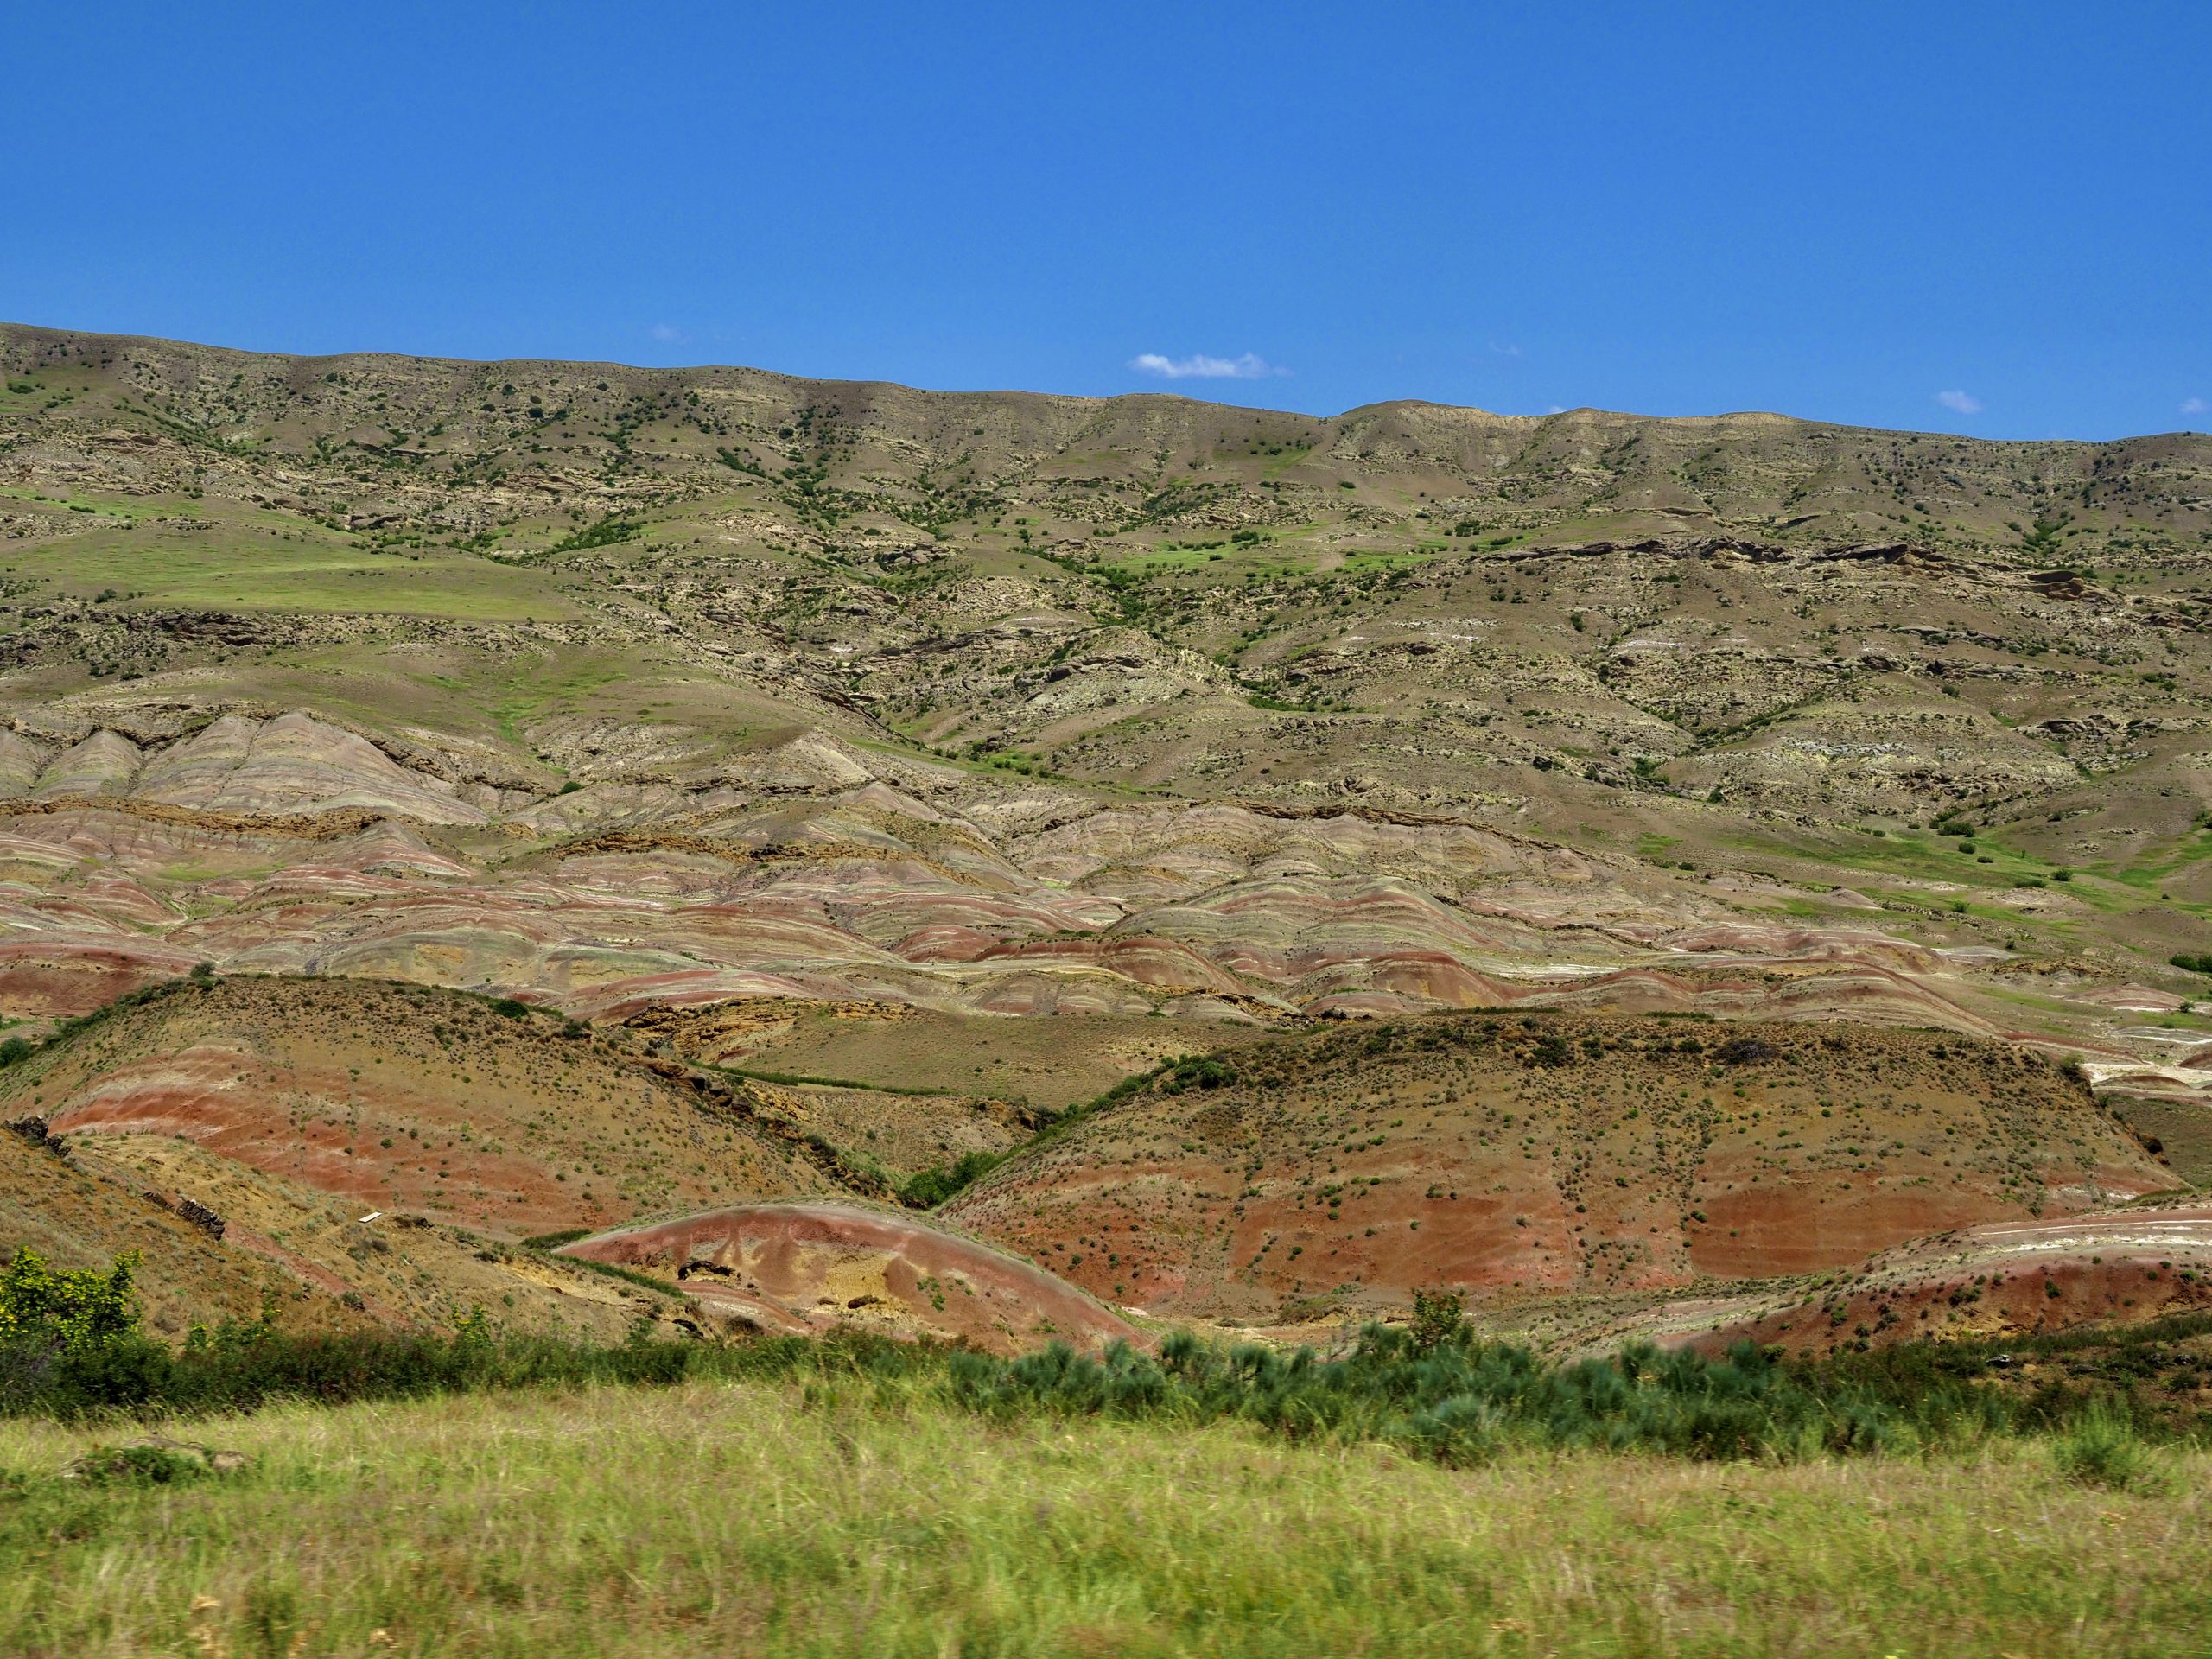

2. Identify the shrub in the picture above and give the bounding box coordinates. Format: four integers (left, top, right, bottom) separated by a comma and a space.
2052, 1405, 2169, 1493
1408, 1287, 1465, 1353
1714, 1036, 1777, 1065
73, 1442, 209, 1485
546, 516, 640, 555
0, 1249, 140, 1351
1528, 1033, 1573, 1067
899, 1149, 1005, 1209
1160, 1056, 1236, 1094
6, 1251, 2202, 1476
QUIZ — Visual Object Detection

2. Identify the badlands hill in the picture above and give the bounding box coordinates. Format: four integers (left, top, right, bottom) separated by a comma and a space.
0, 322, 2208, 1352
944, 1013, 2171, 1322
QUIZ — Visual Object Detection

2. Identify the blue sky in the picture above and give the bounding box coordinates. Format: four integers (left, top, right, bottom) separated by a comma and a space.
5, 2, 2206, 438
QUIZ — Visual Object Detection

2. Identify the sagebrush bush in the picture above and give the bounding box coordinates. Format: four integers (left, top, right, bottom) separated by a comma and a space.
72, 1442, 208, 1485
941, 1325, 1953, 1465
4, 1250, 2202, 1469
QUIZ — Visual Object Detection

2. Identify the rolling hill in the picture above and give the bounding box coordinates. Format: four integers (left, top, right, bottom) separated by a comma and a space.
1, 322, 2207, 1353
942, 1013, 2175, 1330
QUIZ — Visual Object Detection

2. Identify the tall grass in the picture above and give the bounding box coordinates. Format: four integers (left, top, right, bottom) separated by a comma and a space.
1, 1377, 2207, 1658
2051, 1402, 2176, 1494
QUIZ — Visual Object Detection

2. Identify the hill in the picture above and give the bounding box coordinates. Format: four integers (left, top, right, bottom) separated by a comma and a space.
0, 322, 2207, 1349
0, 1109, 351, 1341
2, 321, 2209, 859
0, 976, 855, 1336
944, 1012, 2173, 1329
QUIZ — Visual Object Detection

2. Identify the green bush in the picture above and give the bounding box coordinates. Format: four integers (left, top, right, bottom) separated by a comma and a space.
0, 1249, 140, 1351
7, 1250, 2202, 1473
1408, 1287, 1465, 1353
2052, 1405, 2169, 1493
73, 1442, 209, 1485
4, 1307, 733, 1420
1160, 1056, 1236, 1094
940, 1328, 1919, 1465
899, 1149, 1006, 1209
546, 516, 641, 555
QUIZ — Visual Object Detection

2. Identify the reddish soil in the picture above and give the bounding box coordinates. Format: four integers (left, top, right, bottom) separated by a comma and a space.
16, 977, 832, 1238
1679, 1205, 2212, 1357
560, 1202, 1136, 1355
946, 1013, 2170, 1325
0, 939, 200, 1020
0, 1116, 364, 1340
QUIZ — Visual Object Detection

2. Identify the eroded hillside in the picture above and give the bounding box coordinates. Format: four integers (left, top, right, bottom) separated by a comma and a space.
0, 977, 853, 1336
2, 323, 2208, 1350
946, 1014, 2173, 1323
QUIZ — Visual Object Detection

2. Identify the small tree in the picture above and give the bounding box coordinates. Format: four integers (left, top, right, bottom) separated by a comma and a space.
0, 1248, 141, 1351
1409, 1286, 1465, 1354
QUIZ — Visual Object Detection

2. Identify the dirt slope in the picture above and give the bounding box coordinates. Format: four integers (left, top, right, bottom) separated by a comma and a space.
560, 1202, 1135, 1355
2, 323, 2209, 1354
1675, 1203, 2212, 1357
5, 976, 835, 1238
0, 1116, 359, 1338
944, 1013, 2172, 1325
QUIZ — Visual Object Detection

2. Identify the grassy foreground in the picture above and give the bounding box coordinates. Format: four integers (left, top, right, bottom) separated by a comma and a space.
2, 1376, 2208, 1659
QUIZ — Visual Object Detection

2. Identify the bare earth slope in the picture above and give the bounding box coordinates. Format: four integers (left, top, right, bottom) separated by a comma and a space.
0, 1113, 356, 1339
944, 1013, 2172, 1325
0, 977, 861, 1336
2, 323, 2209, 1347
559, 1202, 1138, 1355
1674, 1201, 2212, 1358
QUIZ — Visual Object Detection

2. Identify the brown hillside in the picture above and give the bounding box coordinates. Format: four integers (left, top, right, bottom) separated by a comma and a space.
1675, 1203, 2212, 1358
0, 1115, 359, 1339
560, 1202, 1135, 1356
944, 1013, 2171, 1325
1, 323, 2209, 1352
3, 976, 835, 1238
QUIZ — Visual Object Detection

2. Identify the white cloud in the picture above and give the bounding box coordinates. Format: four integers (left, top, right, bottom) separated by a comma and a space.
1128, 352, 1285, 380
648, 323, 684, 343
1933, 389, 1984, 415
2183, 396, 2209, 416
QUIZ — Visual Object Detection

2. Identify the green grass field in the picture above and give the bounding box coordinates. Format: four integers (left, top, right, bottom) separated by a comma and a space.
2, 1376, 2206, 1658
7, 523, 581, 621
